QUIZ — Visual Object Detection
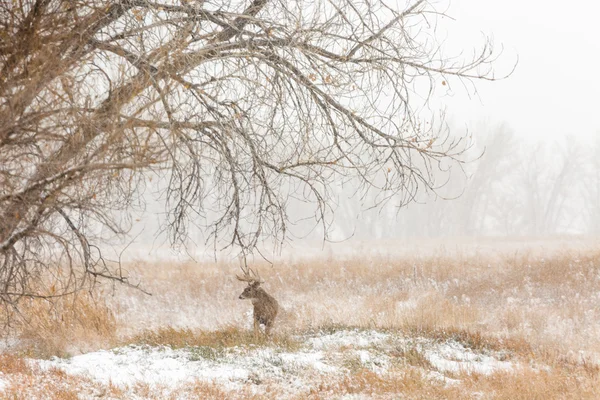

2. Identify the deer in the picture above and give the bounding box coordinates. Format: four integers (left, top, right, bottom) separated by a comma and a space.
237, 269, 279, 336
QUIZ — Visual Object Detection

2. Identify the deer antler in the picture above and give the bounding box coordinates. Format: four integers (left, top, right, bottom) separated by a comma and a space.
236, 269, 264, 284
236, 255, 264, 283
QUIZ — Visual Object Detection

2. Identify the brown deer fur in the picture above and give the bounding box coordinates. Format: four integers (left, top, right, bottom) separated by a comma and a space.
238, 281, 279, 335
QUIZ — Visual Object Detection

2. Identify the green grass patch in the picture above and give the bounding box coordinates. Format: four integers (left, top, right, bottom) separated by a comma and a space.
124, 326, 301, 352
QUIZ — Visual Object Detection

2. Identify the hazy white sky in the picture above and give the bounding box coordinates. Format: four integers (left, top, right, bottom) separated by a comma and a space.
437, 0, 600, 142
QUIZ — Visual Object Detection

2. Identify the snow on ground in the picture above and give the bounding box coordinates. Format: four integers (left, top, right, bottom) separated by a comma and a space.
307, 329, 390, 350
29, 329, 521, 398
423, 341, 514, 375
0, 374, 8, 392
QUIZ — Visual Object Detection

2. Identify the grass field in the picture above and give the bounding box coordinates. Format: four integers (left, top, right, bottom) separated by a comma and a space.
0, 238, 599, 399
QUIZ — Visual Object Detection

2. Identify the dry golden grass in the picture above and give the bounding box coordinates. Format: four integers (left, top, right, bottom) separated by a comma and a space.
0, 239, 599, 398
0, 354, 115, 400
0, 351, 263, 400
460, 365, 600, 400
301, 363, 600, 400
126, 325, 301, 351
111, 244, 600, 353
0, 353, 29, 375
0, 365, 256, 400
6, 291, 117, 358
390, 346, 434, 369
303, 368, 458, 399
168, 382, 273, 400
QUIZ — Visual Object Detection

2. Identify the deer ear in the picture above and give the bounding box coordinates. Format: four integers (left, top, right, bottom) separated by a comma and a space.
251, 281, 260, 288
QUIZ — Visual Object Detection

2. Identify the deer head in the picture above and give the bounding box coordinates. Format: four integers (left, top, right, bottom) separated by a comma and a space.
236, 269, 264, 300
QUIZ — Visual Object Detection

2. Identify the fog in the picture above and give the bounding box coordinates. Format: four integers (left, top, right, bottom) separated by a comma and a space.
119, 1, 599, 260
129, 124, 597, 256
2, 3, 599, 395
440, 0, 600, 142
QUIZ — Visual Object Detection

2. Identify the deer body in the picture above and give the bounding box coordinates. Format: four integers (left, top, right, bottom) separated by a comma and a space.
238, 280, 279, 336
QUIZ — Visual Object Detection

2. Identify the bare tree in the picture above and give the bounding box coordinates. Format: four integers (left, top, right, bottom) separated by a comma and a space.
0, 0, 505, 303
453, 123, 517, 235
581, 142, 600, 234
516, 140, 582, 235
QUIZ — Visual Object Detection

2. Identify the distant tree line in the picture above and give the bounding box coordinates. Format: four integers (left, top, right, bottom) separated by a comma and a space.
328, 125, 597, 239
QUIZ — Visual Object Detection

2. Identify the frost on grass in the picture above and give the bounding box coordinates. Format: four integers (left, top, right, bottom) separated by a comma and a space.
307, 329, 390, 350
29, 329, 520, 397
423, 340, 514, 375
0, 374, 8, 391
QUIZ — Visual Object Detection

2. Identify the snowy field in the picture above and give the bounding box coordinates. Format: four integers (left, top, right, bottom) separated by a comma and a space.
0, 238, 599, 398
8, 329, 526, 399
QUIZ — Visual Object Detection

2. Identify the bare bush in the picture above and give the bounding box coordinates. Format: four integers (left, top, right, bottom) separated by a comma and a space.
0, 0, 505, 302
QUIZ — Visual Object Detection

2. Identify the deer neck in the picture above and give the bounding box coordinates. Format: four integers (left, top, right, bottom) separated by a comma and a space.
251, 289, 269, 304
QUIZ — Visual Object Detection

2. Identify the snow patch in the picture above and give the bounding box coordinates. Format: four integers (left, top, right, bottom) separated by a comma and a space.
39, 346, 250, 387
424, 341, 514, 375
37, 343, 339, 394
0, 373, 8, 392
29, 330, 521, 397
307, 329, 389, 350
